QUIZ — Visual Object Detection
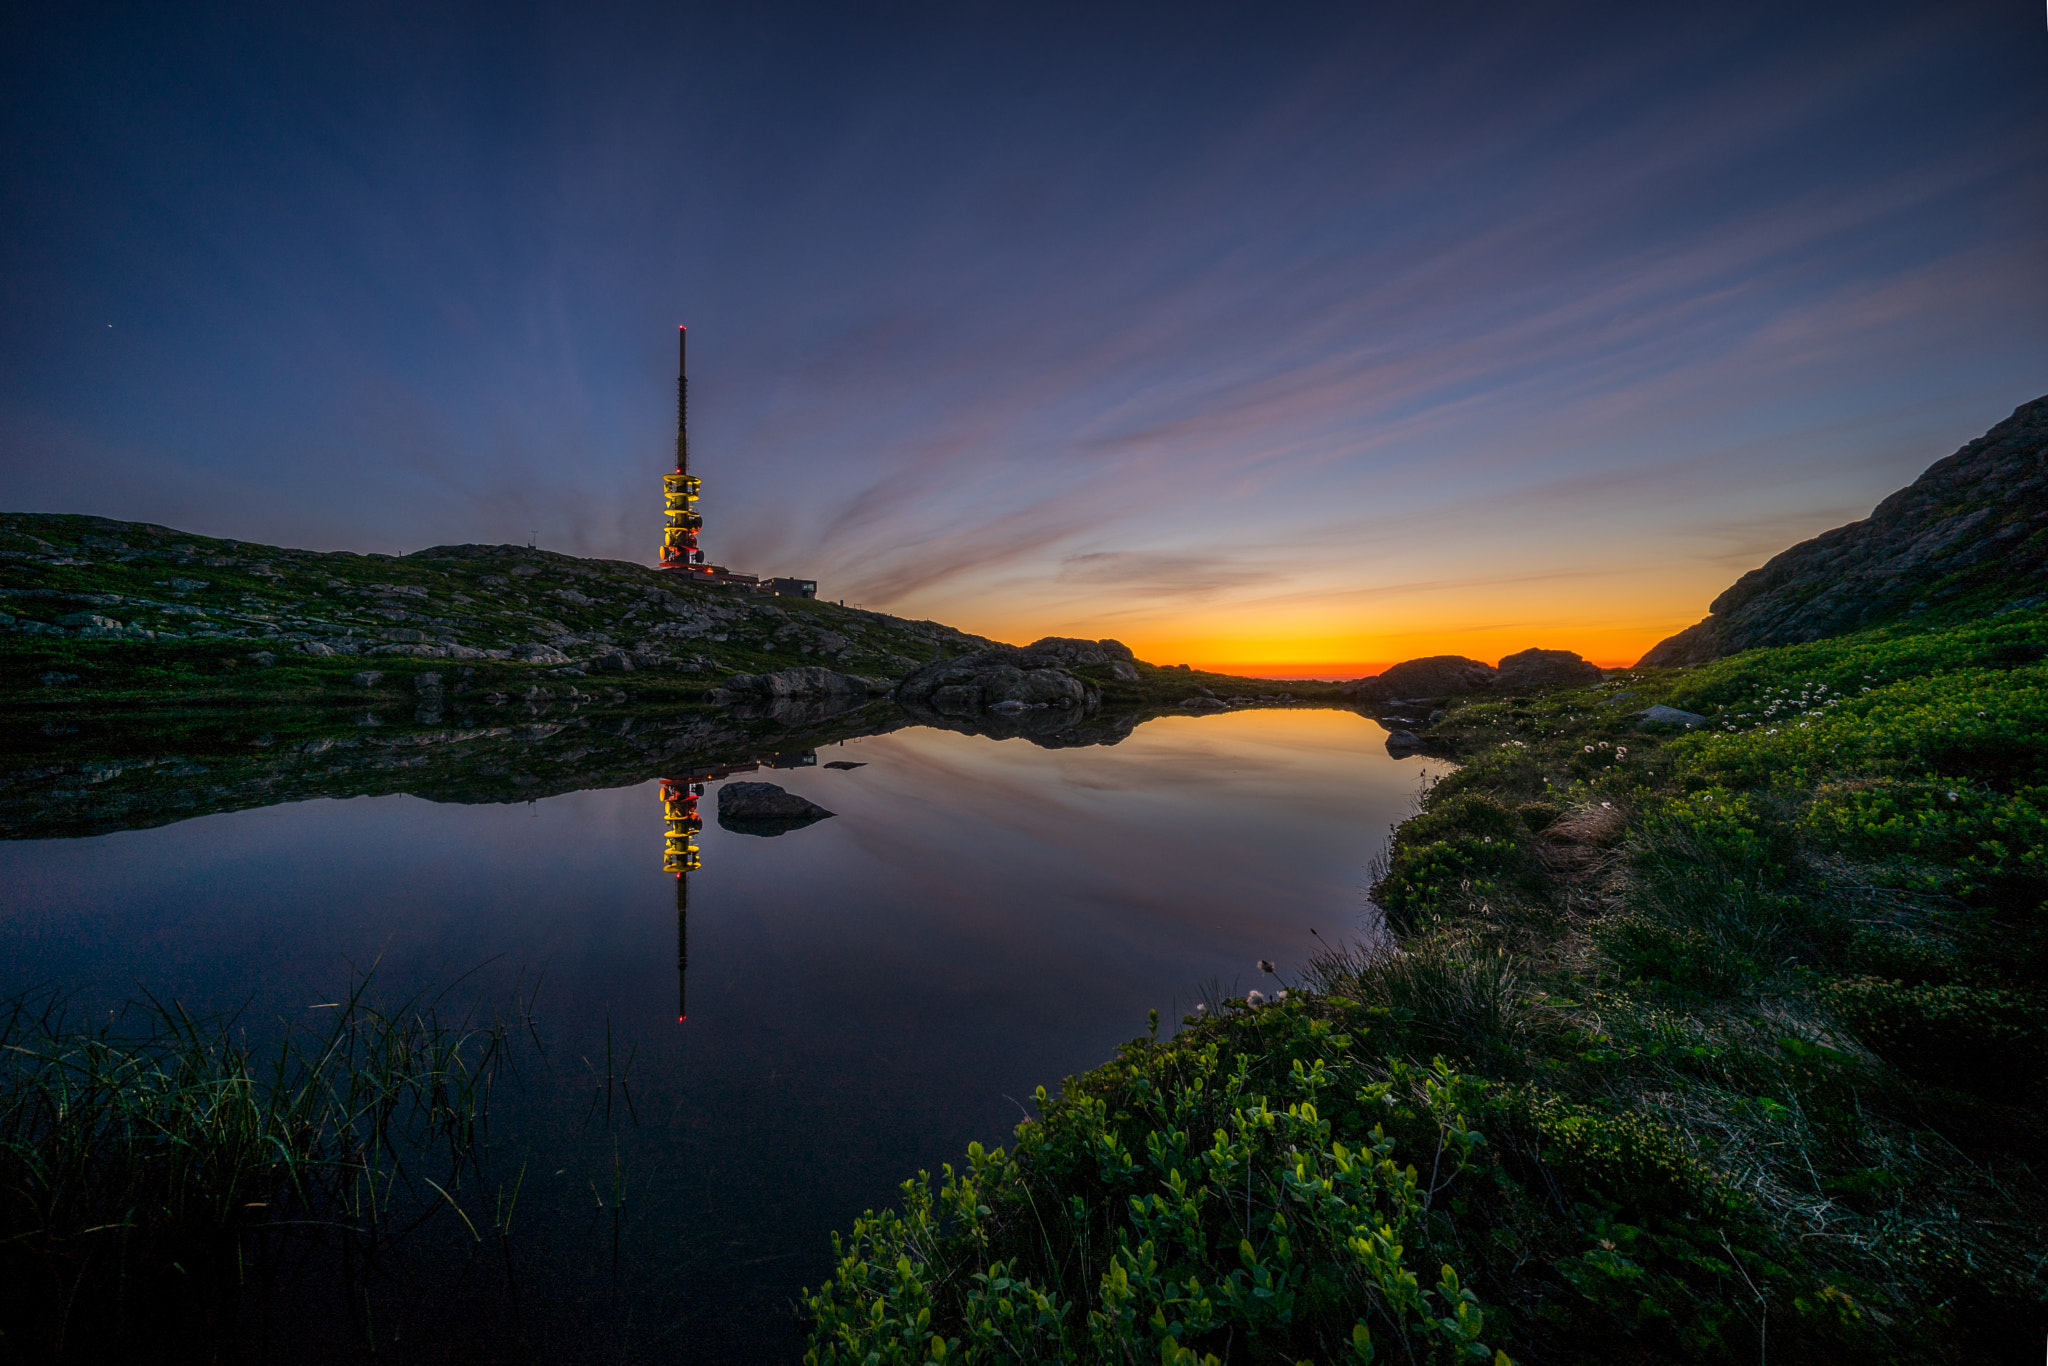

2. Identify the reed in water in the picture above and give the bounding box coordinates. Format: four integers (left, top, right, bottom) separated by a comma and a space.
0, 974, 519, 1362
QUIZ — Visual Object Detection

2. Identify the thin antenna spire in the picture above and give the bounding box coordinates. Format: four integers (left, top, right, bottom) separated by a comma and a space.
676, 325, 688, 476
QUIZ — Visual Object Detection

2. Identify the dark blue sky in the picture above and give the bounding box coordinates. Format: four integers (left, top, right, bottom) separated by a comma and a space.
3, 0, 2043, 666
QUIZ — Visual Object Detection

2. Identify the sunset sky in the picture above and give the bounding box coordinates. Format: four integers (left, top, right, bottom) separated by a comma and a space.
3, 1, 2044, 674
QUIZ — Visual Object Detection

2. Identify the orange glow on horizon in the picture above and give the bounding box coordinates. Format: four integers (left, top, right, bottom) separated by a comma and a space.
940, 607, 1697, 680
889, 545, 1726, 682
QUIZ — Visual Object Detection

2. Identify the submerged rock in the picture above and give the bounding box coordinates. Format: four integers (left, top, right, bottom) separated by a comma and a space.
716, 781, 835, 836
1383, 729, 1428, 756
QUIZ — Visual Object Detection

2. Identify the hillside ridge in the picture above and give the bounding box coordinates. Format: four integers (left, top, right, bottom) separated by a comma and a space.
1641, 393, 2048, 666
0, 511, 998, 682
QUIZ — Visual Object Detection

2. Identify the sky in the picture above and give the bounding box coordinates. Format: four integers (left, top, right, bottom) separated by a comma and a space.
2, 1, 2044, 675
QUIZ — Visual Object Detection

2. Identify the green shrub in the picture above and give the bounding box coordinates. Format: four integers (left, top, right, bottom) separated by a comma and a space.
1597, 917, 1754, 996
1639, 790, 1793, 884
1396, 793, 1526, 846
1844, 929, 1960, 986
1822, 976, 2046, 1091
1375, 835, 1532, 920
804, 1006, 1512, 1365
1514, 1091, 1733, 1220
1801, 780, 2048, 890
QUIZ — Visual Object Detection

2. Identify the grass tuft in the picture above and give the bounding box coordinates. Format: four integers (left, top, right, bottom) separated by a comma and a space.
0, 976, 516, 1361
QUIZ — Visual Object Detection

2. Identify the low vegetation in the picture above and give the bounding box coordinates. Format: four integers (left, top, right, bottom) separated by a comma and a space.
803, 608, 2048, 1363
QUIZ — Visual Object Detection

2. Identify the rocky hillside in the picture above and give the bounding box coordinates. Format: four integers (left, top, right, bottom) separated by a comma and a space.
1641, 393, 2048, 666
1, 513, 1358, 724
0, 512, 999, 694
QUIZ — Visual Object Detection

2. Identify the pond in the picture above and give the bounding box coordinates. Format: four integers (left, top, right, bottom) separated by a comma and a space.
0, 705, 1444, 1362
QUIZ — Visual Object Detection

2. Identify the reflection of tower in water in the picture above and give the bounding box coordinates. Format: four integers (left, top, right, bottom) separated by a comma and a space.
658, 751, 818, 1023
659, 779, 703, 1021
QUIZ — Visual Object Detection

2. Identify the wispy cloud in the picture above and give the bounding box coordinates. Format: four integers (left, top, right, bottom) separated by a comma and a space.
3, 1, 2041, 665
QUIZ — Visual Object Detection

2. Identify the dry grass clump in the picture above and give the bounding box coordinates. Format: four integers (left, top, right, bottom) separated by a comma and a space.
1303, 932, 1529, 1068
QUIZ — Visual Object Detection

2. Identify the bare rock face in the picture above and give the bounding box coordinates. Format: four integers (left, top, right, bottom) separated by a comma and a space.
1494, 648, 1603, 692
894, 643, 1106, 715
1341, 655, 1497, 703
1640, 394, 2048, 667
1011, 637, 1136, 667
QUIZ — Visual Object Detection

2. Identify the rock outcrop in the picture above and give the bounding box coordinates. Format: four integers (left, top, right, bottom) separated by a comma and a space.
893, 637, 1124, 715
1341, 655, 1497, 703
1494, 648, 1602, 692
1008, 636, 1136, 667
1640, 394, 2048, 666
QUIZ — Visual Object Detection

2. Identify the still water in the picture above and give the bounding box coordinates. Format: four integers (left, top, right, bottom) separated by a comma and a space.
0, 707, 1442, 1362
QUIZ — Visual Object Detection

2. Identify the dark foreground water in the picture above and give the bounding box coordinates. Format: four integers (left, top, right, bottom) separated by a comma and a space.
0, 707, 1443, 1362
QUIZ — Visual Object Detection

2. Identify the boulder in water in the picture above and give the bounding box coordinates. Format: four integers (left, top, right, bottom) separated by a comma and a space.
1383, 729, 1428, 756
716, 781, 835, 836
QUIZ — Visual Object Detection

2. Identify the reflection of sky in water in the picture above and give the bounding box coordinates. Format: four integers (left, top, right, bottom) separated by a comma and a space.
0, 709, 1445, 1361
